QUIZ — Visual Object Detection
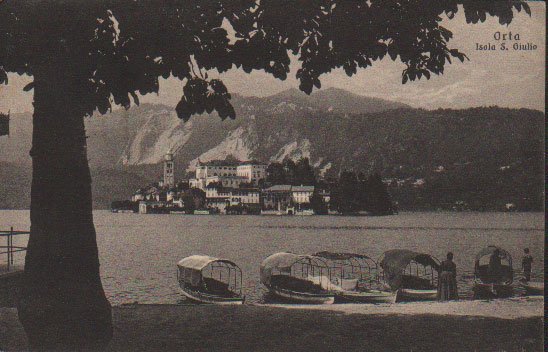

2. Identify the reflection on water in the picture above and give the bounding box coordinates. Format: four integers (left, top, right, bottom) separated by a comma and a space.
1, 210, 544, 305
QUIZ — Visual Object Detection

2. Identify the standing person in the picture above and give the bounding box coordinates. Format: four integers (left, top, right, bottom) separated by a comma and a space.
521, 248, 533, 281
488, 248, 503, 283
438, 252, 458, 301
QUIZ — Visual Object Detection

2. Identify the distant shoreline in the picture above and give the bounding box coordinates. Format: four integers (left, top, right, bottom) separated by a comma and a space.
0, 208, 545, 214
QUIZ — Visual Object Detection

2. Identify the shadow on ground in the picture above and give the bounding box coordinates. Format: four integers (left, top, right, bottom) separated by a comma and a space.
0, 305, 543, 351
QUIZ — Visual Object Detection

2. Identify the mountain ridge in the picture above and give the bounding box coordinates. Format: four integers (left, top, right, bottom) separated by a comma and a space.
0, 88, 543, 210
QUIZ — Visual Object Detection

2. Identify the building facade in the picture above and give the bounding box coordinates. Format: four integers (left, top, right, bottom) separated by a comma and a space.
262, 185, 315, 210
163, 153, 175, 188
292, 186, 315, 204
205, 184, 261, 214
195, 160, 238, 179
262, 185, 293, 210
231, 188, 261, 205
191, 159, 267, 190
236, 162, 267, 184
206, 175, 248, 188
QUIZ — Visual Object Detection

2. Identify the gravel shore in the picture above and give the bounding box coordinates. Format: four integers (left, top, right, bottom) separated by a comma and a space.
0, 298, 543, 351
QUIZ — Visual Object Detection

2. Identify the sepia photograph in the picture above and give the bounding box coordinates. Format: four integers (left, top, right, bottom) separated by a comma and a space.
0, 1, 545, 351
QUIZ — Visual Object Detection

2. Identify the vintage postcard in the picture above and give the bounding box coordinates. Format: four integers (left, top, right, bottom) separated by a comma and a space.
0, 1, 545, 351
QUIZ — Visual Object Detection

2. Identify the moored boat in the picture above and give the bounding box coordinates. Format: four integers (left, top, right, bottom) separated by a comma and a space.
312, 251, 396, 304
472, 246, 513, 299
266, 284, 335, 304
520, 281, 543, 296
334, 289, 397, 304
396, 288, 438, 301
260, 252, 335, 304
379, 249, 440, 302
177, 255, 244, 305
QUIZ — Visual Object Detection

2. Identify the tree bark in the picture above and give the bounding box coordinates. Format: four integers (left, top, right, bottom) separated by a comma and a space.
17, 62, 112, 351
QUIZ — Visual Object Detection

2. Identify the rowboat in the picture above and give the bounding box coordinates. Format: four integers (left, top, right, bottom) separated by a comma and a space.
379, 249, 440, 302
266, 284, 335, 304
396, 288, 438, 301
260, 252, 335, 304
335, 289, 397, 303
312, 251, 396, 304
473, 282, 513, 298
177, 255, 244, 305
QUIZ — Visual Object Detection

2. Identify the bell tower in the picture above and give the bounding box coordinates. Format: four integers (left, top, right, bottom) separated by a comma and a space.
164, 152, 175, 187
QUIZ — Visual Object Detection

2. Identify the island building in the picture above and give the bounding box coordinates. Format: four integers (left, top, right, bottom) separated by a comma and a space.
130, 154, 323, 215
163, 152, 175, 188
190, 159, 267, 190
291, 185, 315, 204
205, 184, 261, 214
262, 185, 315, 211
132, 189, 145, 202
262, 185, 292, 210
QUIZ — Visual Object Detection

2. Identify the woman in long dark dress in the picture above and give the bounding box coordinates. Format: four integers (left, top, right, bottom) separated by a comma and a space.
438, 252, 458, 300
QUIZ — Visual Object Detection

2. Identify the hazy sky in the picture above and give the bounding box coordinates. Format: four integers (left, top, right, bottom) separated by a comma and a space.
0, 2, 545, 113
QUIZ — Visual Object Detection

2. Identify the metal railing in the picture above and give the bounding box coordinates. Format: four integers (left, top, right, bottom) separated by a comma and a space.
0, 227, 29, 272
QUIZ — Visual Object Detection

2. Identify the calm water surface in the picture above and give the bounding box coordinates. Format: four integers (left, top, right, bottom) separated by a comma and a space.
1, 210, 544, 305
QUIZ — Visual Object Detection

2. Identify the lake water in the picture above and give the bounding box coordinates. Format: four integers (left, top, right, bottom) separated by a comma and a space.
1, 210, 544, 305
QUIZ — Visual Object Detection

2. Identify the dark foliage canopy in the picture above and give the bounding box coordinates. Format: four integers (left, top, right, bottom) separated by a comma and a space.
0, 1, 529, 120
267, 158, 315, 186
330, 170, 394, 214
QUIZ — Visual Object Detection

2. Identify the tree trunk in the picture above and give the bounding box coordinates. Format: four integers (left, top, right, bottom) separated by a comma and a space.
17, 63, 112, 351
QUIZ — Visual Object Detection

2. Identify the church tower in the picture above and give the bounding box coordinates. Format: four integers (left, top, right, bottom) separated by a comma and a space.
164, 152, 175, 187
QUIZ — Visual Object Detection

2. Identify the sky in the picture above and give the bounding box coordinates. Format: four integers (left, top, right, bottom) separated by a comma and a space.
0, 2, 545, 113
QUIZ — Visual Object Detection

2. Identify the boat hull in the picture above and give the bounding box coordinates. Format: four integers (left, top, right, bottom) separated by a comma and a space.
396, 288, 438, 302
267, 285, 335, 304
473, 283, 513, 299
520, 282, 543, 296
335, 290, 397, 304
179, 287, 244, 305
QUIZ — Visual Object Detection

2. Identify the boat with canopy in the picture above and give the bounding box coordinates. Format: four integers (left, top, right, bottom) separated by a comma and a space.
519, 281, 543, 296
312, 251, 396, 303
260, 252, 335, 304
379, 249, 440, 301
473, 246, 513, 298
177, 255, 244, 305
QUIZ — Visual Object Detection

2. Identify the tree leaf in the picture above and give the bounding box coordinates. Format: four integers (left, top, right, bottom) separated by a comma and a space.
23, 82, 34, 91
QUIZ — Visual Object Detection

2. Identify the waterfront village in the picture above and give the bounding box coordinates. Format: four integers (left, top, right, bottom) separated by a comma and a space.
111, 153, 395, 215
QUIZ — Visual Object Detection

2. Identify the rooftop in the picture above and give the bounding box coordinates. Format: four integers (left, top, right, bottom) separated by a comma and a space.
206, 175, 247, 180
232, 189, 260, 195
265, 185, 315, 192
265, 185, 293, 192
197, 159, 267, 167
239, 160, 267, 166
293, 186, 315, 192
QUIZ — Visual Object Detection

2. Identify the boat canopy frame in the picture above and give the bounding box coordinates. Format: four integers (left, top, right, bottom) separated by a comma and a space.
177, 255, 243, 296
474, 246, 513, 285
379, 249, 440, 291
312, 251, 380, 289
260, 252, 331, 287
